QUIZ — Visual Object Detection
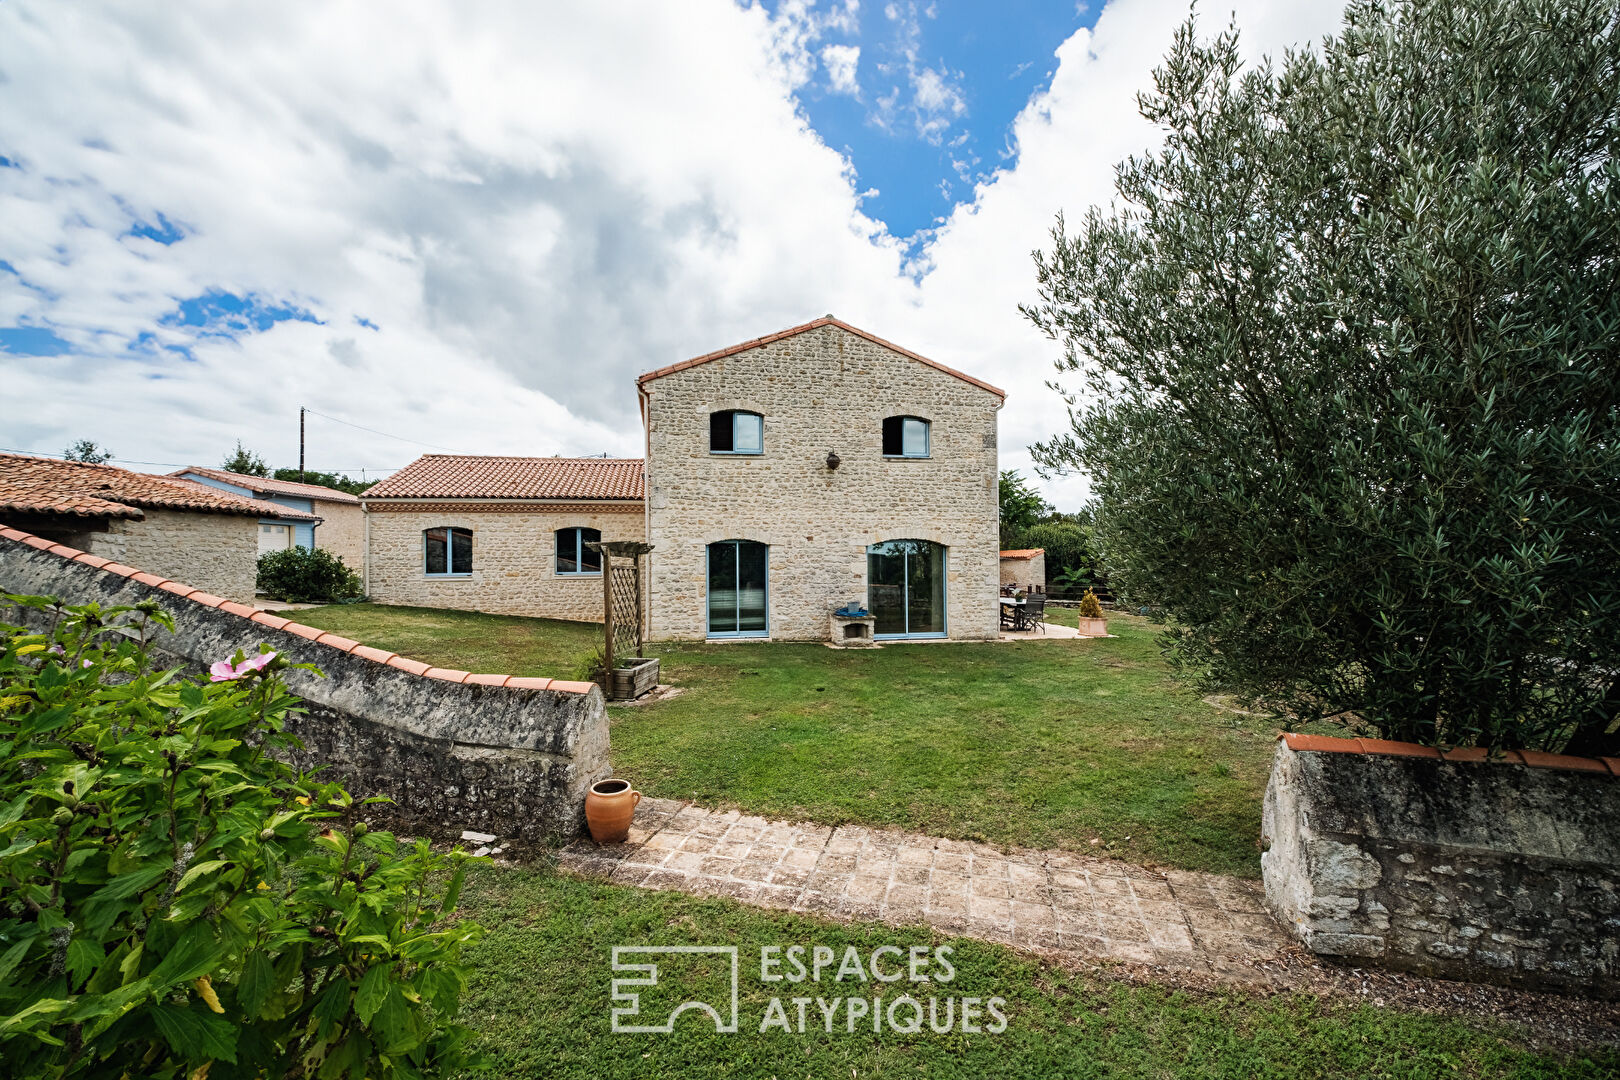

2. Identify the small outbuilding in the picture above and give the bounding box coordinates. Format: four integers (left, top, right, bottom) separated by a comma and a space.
999, 548, 1046, 591
0, 452, 318, 602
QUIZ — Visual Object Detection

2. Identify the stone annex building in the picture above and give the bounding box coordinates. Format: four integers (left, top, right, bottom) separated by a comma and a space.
363, 317, 1006, 642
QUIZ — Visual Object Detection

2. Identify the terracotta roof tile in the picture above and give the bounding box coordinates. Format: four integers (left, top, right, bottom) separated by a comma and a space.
363, 455, 644, 501
171, 466, 363, 504
999, 549, 1045, 560
636, 316, 1006, 399
0, 452, 315, 520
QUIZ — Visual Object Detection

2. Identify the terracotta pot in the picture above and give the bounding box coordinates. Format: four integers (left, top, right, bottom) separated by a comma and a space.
1078, 617, 1108, 638
585, 778, 641, 843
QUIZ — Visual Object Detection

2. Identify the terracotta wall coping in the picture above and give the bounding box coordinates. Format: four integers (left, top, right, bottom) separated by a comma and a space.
1280, 732, 1619, 777
0, 526, 595, 696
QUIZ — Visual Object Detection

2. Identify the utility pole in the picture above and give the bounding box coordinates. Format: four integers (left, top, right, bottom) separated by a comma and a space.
299, 407, 305, 483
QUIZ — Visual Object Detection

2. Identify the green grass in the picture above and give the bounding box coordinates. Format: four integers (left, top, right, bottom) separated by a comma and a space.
273, 602, 602, 679
284, 604, 1276, 876
455, 864, 1614, 1079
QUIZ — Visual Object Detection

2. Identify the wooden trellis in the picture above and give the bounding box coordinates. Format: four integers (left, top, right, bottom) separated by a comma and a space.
586, 540, 653, 672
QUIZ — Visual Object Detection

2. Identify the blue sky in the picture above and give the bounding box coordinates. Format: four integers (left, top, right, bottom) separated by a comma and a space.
767, 1, 1099, 244
0, 0, 1342, 503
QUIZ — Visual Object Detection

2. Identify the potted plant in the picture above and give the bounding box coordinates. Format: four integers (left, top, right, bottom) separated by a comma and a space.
1078, 588, 1108, 637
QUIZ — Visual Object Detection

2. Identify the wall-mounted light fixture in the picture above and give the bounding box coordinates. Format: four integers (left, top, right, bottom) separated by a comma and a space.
825, 451, 841, 470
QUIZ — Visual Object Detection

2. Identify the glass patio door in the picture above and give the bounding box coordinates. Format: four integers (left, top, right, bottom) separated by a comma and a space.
707, 540, 768, 637
867, 540, 946, 639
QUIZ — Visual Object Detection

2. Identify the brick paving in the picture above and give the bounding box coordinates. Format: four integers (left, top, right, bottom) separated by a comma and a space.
559, 798, 1294, 985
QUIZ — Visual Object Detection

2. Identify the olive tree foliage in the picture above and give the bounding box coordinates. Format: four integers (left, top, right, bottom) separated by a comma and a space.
1024, 0, 1620, 751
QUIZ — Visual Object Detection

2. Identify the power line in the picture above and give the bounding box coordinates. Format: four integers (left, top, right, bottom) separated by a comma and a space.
300, 406, 462, 452
0, 446, 401, 473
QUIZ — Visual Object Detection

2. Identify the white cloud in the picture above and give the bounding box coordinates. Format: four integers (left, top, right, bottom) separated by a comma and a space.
821, 43, 862, 96
0, 0, 1344, 507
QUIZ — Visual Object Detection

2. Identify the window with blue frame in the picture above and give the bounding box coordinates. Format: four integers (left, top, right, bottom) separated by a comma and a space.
556, 527, 602, 575
882, 416, 930, 458
424, 527, 472, 576
710, 410, 763, 454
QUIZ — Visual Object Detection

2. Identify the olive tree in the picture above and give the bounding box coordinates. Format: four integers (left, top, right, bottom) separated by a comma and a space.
1025, 0, 1620, 751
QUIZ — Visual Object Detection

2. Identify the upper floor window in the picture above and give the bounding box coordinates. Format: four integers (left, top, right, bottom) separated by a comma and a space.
424, 526, 472, 576
882, 416, 930, 458
556, 527, 602, 575
710, 410, 763, 455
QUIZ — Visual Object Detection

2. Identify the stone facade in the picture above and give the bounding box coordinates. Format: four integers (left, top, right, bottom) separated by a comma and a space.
1261, 737, 1620, 996
640, 322, 1003, 641
363, 501, 644, 621
0, 507, 258, 603
313, 500, 367, 577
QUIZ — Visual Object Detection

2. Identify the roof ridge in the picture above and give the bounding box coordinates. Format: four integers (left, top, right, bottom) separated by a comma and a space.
635, 316, 1007, 398
0, 525, 596, 696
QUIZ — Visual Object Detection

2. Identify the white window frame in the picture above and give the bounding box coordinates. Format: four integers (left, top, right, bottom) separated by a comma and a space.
556, 527, 602, 576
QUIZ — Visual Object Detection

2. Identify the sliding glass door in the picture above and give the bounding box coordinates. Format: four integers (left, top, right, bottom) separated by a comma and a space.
707, 540, 768, 637
867, 540, 946, 639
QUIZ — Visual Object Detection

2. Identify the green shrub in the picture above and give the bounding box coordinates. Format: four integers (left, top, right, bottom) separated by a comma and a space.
0, 595, 483, 1079
257, 547, 363, 604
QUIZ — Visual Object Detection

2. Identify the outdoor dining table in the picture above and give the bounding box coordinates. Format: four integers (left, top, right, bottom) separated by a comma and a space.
999, 595, 1027, 630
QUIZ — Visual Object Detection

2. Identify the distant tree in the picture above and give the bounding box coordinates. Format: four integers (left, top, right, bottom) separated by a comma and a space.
998, 470, 1051, 541
222, 440, 269, 477
61, 439, 113, 464
1024, 0, 1620, 752
272, 467, 373, 496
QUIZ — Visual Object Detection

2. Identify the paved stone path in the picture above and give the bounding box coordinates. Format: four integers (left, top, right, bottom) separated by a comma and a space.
559, 799, 1295, 985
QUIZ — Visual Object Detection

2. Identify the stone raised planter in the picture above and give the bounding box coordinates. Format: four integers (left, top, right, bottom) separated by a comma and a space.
1261, 733, 1620, 997
1077, 617, 1107, 637
607, 657, 660, 701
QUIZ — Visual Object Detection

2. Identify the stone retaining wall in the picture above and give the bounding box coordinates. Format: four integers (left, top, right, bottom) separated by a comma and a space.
0, 527, 611, 841
1262, 733, 1620, 997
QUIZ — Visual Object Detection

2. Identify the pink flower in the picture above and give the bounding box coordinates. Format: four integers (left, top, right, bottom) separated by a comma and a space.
210, 651, 278, 682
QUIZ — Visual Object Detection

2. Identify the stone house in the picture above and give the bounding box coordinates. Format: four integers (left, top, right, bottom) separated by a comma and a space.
361, 317, 1004, 640
172, 467, 366, 574
999, 548, 1046, 590
359, 456, 644, 621
638, 316, 1004, 641
0, 452, 316, 602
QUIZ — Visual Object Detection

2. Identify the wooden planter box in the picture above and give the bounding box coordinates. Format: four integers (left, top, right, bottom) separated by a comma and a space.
1077, 618, 1108, 637
608, 657, 659, 701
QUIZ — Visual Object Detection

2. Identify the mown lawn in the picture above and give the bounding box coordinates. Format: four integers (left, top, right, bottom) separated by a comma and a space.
285, 603, 1277, 877
453, 864, 1615, 1079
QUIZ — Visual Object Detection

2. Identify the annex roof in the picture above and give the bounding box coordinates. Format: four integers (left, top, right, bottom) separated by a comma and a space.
635, 316, 1006, 399
0, 453, 317, 521
173, 466, 363, 504
361, 455, 645, 501
999, 549, 1045, 560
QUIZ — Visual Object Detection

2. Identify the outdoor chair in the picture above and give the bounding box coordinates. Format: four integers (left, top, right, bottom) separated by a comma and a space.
1022, 596, 1046, 634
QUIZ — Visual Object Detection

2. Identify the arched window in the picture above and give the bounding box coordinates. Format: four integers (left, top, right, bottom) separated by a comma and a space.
424, 527, 472, 576
882, 416, 930, 458
556, 527, 602, 575
710, 410, 764, 454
